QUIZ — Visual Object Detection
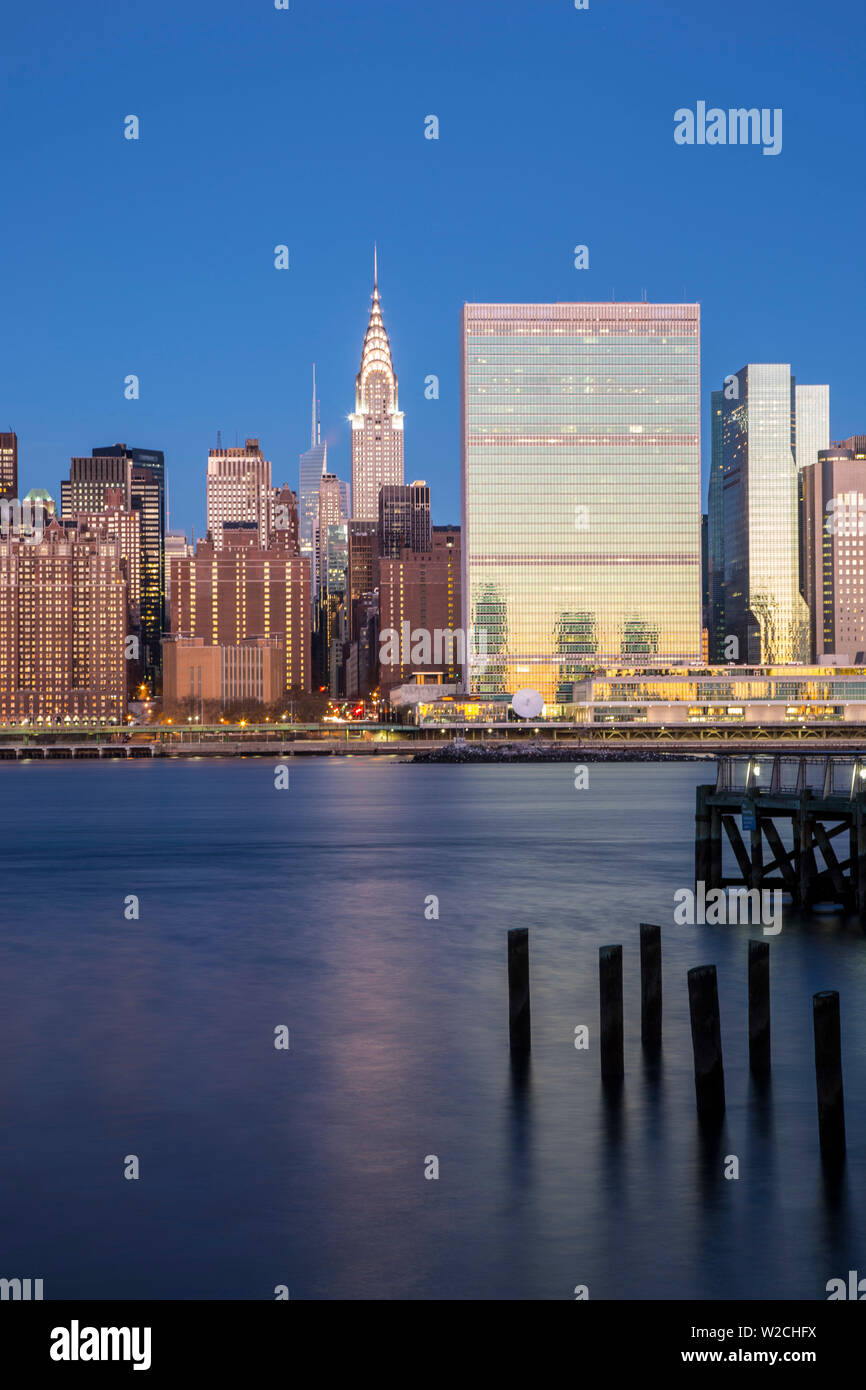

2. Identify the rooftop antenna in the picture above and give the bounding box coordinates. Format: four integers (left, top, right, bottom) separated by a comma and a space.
216, 429, 222, 449
374, 242, 378, 292
311, 364, 317, 449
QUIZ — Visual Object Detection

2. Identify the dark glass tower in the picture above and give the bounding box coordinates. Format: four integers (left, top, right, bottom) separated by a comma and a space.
92, 445, 165, 689
378, 482, 431, 558
0, 431, 18, 500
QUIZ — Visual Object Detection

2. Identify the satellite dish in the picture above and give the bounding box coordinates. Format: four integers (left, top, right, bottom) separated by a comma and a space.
511, 688, 544, 720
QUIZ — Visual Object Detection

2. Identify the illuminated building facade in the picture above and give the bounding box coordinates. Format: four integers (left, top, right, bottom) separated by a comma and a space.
721, 366, 826, 664
378, 526, 462, 691
206, 437, 272, 550
461, 302, 701, 701
0, 518, 127, 722
162, 635, 284, 710
802, 442, 866, 661
170, 528, 310, 692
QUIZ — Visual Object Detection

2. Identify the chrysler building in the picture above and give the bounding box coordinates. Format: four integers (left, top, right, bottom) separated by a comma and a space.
349, 249, 404, 519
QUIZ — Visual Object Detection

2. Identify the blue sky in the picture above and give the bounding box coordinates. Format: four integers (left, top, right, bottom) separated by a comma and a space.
1, 0, 863, 533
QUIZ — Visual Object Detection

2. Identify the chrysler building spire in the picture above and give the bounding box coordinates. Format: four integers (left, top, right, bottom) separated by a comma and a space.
350, 249, 404, 520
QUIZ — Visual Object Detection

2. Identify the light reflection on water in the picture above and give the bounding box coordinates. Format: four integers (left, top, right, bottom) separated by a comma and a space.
0, 759, 863, 1299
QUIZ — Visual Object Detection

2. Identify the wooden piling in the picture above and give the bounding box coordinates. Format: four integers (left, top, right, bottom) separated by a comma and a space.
748, 940, 771, 1075
599, 944, 624, 1080
687, 965, 725, 1123
813, 990, 845, 1162
507, 928, 531, 1053
639, 924, 662, 1048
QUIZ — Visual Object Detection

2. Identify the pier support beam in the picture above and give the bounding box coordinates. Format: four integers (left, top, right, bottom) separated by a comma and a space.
799, 794, 815, 909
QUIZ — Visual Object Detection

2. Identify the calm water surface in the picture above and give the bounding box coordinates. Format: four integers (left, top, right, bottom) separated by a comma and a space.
1, 758, 864, 1300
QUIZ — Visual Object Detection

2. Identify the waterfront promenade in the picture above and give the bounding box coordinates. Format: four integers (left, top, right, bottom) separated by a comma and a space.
3, 720, 866, 758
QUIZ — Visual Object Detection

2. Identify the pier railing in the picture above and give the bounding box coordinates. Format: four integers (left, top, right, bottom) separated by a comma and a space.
714, 753, 866, 799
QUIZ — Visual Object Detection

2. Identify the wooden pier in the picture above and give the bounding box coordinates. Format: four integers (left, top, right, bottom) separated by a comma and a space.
696, 754, 866, 919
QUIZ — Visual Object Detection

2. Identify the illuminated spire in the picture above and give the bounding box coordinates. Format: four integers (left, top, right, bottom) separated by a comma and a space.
349, 247, 405, 520
358, 248, 394, 385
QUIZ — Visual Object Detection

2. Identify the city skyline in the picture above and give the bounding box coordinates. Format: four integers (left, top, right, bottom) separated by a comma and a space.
1, 0, 862, 538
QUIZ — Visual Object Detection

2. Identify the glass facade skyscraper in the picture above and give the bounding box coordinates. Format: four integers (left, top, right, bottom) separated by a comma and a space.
299, 364, 327, 561
721, 365, 826, 665
461, 302, 701, 702
707, 389, 726, 660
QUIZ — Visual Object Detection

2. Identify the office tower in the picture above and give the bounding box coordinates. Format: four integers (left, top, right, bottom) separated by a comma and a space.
62, 454, 132, 516
378, 526, 462, 690
841, 436, 866, 457
795, 385, 830, 471
378, 482, 431, 557
707, 389, 726, 660
0, 431, 18, 500
350, 250, 404, 519
164, 531, 192, 626
461, 302, 701, 702
206, 437, 272, 550
314, 473, 345, 594
339, 479, 351, 521
721, 366, 823, 664
801, 443, 866, 661
299, 366, 328, 562
348, 519, 377, 606
270, 485, 300, 554
170, 531, 310, 692
701, 513, 709, 661
319, 522, 350, 695
90, 445, 166, 688
162, 636, 285, 711
0, 517, 126, 722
